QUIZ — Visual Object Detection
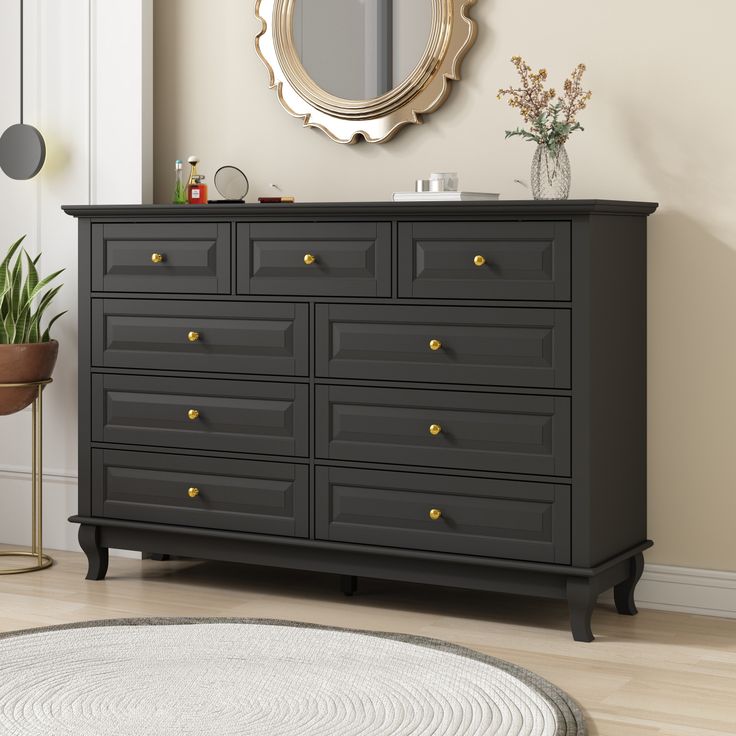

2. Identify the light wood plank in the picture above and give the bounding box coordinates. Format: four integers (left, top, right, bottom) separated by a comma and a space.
1, 546, 735, 734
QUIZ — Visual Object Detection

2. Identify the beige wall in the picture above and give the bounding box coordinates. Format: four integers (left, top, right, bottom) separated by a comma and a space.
154, 0, 736, 572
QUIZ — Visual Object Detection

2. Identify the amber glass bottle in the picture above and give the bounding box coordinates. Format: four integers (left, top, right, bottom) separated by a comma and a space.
186, 156, 208, 205
187, 175, 208, 204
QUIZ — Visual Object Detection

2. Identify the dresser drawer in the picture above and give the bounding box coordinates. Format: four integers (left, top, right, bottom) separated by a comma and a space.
92, 223, 230, 294
237, 222, 391, 296
398, 221, 571, 300
316, 385, 570, 476
316, 467, 571, 563
93, 375, 308, 457
315, 304, 571, 388
92, 300, 309, 376
92, 449, 308, 537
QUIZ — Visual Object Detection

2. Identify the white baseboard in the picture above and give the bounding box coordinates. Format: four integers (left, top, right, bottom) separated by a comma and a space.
1, 465, 734, 616
608, 563, 736, 619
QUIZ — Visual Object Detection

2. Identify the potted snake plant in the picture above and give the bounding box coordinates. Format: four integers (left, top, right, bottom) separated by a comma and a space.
0, 236, 65, 415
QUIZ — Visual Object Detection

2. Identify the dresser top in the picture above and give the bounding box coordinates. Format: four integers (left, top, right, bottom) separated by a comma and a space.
62, 199, 658, 219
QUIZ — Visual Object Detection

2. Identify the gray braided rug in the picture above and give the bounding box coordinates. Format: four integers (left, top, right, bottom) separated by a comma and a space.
0, 618, 586, 735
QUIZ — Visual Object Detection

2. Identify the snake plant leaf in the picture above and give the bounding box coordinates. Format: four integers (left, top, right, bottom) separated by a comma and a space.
26, 318, 38, 345
9, 251, 24, 321
0, 261, 10, 319
41, 311, 67, 342
3, 308, 16, 344
24, 284, 63, 344
0, 236, 25, 278
15, 309, 29, 345
0, 237, 64, 344
20, 268, 65, 312
24, 251, 39, 304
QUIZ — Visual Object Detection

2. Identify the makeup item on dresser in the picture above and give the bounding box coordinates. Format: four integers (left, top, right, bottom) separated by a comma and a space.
415, 179, 431, 192
187, 176, 208, 204
186, 156, 208, 204
258, 196, 296, 204
172, 160, 187, 204
209, 165, 249, 203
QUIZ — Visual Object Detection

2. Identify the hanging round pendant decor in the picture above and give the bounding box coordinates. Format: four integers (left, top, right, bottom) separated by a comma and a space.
0, 0, 46, 181
0, 123, 46, 181
0, 618, 586, 735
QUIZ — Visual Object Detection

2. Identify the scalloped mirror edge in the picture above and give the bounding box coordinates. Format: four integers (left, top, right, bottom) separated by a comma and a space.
255, 0, 478, 144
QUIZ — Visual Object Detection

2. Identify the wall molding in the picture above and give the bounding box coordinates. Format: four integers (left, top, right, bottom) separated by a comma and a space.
0, 464, 77, 485
597, 563, 736, 619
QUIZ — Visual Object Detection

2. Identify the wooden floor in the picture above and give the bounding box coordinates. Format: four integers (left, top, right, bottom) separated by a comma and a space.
0, 546, 734, 735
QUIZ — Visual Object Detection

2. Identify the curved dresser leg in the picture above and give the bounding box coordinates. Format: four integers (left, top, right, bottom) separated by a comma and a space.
79, 525, 109, 581
341, 575, 358, 597
566, 577, 597, 642
614, 552, 644, 616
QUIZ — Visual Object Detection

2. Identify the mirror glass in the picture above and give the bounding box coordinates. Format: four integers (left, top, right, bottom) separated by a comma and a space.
292, 0, 433, 100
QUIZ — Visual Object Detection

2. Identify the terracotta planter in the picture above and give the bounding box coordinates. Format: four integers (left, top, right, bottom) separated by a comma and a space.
0, 341, 58, 416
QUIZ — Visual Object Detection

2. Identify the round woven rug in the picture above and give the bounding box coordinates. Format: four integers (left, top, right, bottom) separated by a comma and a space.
0, 618, 585, 735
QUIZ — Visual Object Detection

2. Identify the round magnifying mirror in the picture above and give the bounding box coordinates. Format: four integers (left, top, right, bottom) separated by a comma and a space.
292, 0, 433, 100
214, 166, 249, 202
0, 123, 46, 180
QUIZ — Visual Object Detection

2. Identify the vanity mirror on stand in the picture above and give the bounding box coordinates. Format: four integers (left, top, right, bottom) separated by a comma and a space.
255, 0, 478, 142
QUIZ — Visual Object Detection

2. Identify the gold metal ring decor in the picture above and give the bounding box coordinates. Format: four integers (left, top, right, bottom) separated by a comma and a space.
255, 0, 478, 144
0, 379, 53, 574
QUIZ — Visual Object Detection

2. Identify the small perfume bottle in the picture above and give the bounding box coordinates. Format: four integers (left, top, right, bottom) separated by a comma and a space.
188, 175, 208, 204
186, 155, 208, 204
172, 160, 187, 204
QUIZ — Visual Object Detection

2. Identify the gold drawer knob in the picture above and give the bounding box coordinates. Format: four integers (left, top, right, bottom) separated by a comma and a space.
429, 339, 442, 351
303, 253, 316, 265
429, 423, 442, 436
188, 487, 200, 499
429, 508, 442, 521
473, 255, 486, 267
187, 331, 201, 343
187, 408, 200, 421
151, 252, 165, 264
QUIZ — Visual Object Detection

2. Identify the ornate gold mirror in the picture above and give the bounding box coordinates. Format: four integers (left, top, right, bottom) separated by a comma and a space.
255, 0, 477, 143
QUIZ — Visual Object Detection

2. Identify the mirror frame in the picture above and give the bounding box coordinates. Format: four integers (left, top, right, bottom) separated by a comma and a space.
255, 0, 477, 144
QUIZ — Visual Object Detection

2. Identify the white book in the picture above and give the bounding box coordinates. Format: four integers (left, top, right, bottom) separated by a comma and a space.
392, 191, 500, 202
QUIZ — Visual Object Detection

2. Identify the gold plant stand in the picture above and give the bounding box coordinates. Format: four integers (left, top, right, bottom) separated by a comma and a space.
0, 378, 53, 574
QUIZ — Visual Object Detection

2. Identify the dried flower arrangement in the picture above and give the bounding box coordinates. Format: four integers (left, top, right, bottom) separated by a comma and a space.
497, 57, 592, 153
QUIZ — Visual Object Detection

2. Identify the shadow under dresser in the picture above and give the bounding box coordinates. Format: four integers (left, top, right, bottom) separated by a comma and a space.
63, 200, 657, 641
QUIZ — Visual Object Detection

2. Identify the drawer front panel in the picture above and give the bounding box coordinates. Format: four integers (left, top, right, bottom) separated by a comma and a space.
315, 304, 571, 388
237, 222, 391, 297
92, 300, 309, 376
398, 221, 571, 300
92, 223, 230, 294
93, 449, 308, 537
93, 375, 308, 457
316, 467, 571, 563
316, 385, 570, 476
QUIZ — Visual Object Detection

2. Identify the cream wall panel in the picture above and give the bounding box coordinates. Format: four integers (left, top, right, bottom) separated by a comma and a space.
153, 0, 736, 572
0, 0, 151, 556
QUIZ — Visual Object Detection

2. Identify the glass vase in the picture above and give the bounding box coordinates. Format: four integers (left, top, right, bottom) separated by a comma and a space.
531, 144, 571, 200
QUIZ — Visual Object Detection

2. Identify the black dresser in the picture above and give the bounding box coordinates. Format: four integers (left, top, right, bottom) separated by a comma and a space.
64, 200, 656, 641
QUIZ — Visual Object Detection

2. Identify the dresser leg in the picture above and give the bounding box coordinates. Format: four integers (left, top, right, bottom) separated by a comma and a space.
614, 552, 644, 616
79, 525, 109, 581
566, 577, 597, 642
144, 553, 171, 561
341, 575, 358, 597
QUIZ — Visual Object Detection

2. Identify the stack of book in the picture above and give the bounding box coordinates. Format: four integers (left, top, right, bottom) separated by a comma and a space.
392, 191, 500, 202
